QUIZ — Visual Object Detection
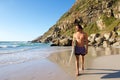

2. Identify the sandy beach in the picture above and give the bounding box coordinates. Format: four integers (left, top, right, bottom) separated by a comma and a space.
1, 0, 120, 80
0, 46, 120, 80
48, 46, 120, 80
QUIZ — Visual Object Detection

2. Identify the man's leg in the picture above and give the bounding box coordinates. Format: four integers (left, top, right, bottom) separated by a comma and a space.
75, 55, 79, 75
80, 55, 84, 70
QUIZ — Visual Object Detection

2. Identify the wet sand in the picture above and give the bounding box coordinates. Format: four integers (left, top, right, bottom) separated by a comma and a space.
48, 46, 120, 80
0, 59, 73, 80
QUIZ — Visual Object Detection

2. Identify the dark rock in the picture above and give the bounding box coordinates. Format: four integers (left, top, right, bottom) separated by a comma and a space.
42, 36, 53, 43
95, 36, 104, 46
107, 0, 114, 8
108, 38, 116, 45
51, 39, 60, 46
51, 38, 72, 46
50, 44, 58, 46
31, 40, 41, 43
59, 38, 72, 46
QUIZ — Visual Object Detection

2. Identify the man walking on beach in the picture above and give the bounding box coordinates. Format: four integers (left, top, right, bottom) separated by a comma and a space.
72, 24, 88, 76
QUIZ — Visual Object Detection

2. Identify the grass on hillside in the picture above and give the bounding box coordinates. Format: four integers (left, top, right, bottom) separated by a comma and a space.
84, 22, 99, 35
101, 14, 116, 27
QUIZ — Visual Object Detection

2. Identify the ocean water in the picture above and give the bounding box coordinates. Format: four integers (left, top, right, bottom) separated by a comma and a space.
0, 41, 71, 66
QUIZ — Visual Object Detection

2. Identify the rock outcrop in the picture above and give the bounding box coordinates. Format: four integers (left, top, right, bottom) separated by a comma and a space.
32, 0, 120, 46
88, 30, 118, 47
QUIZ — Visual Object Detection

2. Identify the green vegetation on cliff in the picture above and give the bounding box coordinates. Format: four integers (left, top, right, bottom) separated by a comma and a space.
33, 0, 120, 44
84, 22, 99, 35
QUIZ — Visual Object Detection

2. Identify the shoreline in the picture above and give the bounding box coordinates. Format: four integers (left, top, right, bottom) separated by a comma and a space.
0, 47, 74, 80
0, 46, 120, 80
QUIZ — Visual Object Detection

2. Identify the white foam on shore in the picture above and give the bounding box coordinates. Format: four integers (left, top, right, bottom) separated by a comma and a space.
0, 46, 71, 66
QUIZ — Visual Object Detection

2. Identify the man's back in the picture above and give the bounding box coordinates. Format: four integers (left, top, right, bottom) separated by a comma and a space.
74, 31, 87, 47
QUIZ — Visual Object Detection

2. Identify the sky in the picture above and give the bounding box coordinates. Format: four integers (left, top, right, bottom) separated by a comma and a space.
0, 0, 75, 41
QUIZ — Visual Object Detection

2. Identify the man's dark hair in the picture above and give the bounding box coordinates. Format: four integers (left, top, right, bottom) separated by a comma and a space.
75, 24, 83, 30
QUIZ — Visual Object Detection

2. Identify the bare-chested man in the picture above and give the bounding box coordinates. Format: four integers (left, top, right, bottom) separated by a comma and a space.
72, 24, 88, 76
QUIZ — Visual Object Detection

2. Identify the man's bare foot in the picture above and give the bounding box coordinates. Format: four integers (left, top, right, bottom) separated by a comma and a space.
80, 66, 84, 71
76, 71, 81, 76
76, 71, 79, 76
79, 68, 84, 71
82, 67, 84, 70
76, 73, 81, 76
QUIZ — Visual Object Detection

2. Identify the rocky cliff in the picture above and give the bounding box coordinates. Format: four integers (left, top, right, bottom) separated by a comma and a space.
32, 0, 120, 46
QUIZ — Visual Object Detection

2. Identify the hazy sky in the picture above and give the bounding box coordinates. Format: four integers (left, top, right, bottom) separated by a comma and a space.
0, 0, 75, 41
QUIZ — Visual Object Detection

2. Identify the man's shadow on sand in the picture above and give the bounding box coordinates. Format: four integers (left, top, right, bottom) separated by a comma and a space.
82, 68, 120, 79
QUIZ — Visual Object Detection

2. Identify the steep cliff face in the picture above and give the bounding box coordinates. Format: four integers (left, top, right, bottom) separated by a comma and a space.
32, 0, 120, 46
